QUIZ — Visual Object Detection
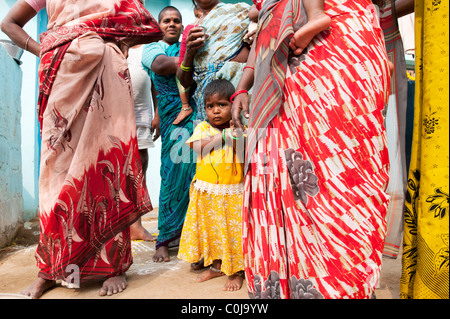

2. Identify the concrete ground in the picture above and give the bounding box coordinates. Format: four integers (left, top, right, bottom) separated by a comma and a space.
0, 209, 402, 299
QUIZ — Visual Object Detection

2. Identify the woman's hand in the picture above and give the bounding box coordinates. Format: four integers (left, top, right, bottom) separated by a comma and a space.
231, 92, 250, 132
151, 112, 161, 142
185, 26, 208, 54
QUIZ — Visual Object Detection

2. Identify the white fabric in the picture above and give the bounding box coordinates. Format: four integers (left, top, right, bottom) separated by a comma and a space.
398, 13, 415, 55
127, 46, 155, 149
193, 179, 244, 196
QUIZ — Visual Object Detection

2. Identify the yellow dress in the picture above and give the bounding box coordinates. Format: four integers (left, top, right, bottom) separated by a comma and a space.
177, 122, 245, 276
400, 0, 449, 299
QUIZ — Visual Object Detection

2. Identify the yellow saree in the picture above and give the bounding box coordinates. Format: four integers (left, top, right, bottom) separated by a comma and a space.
400, 0, 449, 299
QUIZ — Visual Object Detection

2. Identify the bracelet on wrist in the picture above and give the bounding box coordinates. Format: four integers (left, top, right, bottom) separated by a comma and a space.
230, 90, 249, 103
180, 62, 193, 72
24, 36, 32, 51
228, 129, 241, 140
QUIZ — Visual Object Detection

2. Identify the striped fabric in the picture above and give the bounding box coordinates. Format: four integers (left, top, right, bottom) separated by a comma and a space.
245, 0, 306, 173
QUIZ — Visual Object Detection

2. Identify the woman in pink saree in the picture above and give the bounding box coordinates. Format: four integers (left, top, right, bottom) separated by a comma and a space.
1, 0, 162, 298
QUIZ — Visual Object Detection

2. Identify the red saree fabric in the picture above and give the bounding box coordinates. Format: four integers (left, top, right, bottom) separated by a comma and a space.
244, 0, 391, 299
35, 0, 162, 283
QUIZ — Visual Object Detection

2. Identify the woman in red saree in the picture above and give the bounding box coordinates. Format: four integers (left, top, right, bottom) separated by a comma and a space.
1, 0, 162, 298
232, 0, 391, 298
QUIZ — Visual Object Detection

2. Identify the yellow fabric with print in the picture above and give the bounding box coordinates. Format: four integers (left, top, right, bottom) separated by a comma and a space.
178, 121, 245, 276
187, 121, 244, 185
400, 0, 449, 299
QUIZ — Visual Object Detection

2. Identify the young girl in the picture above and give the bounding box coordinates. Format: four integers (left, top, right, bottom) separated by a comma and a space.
177, 79, 246, 292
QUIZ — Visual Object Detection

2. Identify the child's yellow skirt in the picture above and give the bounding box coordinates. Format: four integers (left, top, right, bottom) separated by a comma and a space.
178, 179, 244, 276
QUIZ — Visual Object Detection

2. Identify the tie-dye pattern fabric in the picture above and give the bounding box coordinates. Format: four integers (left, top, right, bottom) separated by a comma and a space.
243, 0, 392, 299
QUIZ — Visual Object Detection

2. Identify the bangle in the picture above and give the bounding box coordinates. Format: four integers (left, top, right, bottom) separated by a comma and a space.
222, 129, 227, 142
24, 36, 31, 51
180, 62, 193, 72
228, 129, 241, 140
243, 66, 255, 71
230, 90, 248, 103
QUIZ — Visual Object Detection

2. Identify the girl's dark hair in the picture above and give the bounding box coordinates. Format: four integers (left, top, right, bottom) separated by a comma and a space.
203, 79, 236, 104
158, 6, 182, 23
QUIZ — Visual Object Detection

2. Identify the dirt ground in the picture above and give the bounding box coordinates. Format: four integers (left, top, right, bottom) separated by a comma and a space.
0, 209, 403, 300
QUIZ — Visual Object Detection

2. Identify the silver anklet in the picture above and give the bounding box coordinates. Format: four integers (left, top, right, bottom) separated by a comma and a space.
210, 266, 223, 273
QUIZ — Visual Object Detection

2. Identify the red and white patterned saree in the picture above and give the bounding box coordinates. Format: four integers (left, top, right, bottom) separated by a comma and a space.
244, 0, 391, 299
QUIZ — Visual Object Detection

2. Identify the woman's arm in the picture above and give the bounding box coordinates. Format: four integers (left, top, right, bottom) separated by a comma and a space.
150, 84, 161, 141
395, 0, 415, 18
151, 55, 179, 76
231, 41, 256, 130
1, 0, 40, 57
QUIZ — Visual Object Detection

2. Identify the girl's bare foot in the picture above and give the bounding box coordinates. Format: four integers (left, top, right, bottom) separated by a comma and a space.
223, 272, 244, 291
99, 274, 127, 296
290, 12, 331, 55
20, 278, 56, 299
172, 107, 193, 125
152, 245, 170, 262
130, 219, 156, 241
191, 258, 206, 271
196, 260, 224, 282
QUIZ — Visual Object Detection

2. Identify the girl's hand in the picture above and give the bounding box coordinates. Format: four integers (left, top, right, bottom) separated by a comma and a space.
229, 120, 245, 139
231, 92, 250, 132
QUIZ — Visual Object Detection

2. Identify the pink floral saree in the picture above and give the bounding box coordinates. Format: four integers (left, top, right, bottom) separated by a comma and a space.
35, 0, 162, 284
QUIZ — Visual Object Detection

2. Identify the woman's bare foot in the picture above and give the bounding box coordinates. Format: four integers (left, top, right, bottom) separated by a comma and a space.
223, 272, 244, 291
20, 278, 56, 299
130, 219, 156, 241
173, 107, 193, 125
290, 12, 331, 55
99, 274, 127, 296
196, 260, 224, 282
152, 245, 170, 262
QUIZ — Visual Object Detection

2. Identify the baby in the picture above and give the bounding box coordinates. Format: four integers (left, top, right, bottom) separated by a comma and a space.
251, 0, 331, 55
290, 0, 331, 55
